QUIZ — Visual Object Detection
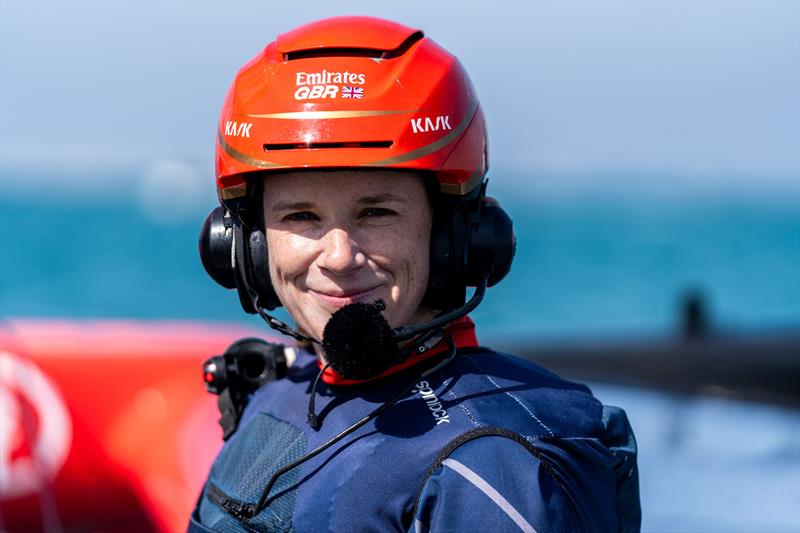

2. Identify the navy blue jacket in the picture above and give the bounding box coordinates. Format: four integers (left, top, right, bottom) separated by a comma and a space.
189, 339, 640, 532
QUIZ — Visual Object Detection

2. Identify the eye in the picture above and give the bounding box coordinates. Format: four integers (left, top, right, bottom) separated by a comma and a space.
359, 207, 396, 218
284, 211, 319, 222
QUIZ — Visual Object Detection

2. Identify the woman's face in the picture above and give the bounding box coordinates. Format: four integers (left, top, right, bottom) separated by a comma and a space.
262, 169, 433, 342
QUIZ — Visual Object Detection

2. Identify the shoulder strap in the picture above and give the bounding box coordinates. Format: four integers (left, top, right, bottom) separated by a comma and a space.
412, 426, 565, 518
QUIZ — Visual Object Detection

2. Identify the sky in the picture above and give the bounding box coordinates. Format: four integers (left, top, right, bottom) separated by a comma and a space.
1, 0, 799, 202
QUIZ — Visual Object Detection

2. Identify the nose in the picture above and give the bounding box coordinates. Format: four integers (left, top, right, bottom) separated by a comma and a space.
317, 227, 365, 275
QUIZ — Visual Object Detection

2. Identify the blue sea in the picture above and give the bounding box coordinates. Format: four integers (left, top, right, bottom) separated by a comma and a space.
2, 177, 797, 340
1, 173, 799, 530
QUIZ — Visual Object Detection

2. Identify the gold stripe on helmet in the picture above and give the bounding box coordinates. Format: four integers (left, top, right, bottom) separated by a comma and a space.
244, 109, 417, 120
361, 99, 478, 167
439, 168, 484, 196
218, 129, 281, 169
219, 99, 481, 196
219, 183, 247, 200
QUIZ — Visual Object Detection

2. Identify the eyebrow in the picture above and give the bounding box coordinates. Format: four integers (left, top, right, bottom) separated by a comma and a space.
357, 193, 406, 205
269, 201, 315, 212
269, 194, 405, 212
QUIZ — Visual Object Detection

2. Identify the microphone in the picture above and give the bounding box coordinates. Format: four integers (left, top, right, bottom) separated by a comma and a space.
320, 275, 487, 380
322, 300, 399, 380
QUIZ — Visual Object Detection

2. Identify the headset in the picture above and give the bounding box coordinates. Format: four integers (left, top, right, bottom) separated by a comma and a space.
198, 176, 516, 338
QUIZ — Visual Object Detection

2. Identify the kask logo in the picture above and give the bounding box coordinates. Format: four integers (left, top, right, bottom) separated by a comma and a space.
410, 115, 451, 134
224, 121, 253, 138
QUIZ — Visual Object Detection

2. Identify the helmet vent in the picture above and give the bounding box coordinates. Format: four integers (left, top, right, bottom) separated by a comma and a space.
264, 141, 393, 151
284, 31, 424, 61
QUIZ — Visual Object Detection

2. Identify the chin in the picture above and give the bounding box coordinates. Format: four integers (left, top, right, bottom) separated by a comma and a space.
291, 290, 426, 341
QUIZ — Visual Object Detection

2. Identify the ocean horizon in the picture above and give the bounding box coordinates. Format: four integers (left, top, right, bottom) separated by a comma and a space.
2, 171, 797, 343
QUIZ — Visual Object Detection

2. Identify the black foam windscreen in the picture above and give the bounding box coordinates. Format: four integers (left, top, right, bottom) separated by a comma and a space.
321, 300, 399, 380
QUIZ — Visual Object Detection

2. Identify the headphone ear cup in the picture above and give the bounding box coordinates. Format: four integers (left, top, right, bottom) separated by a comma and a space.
199, 207, 236, 289
247, 230, 282, 310
426, 208, 468, 311
426, 196, 515, 311
200, 208, 283, 314
231, 221, 258, 314
466, 197, 515, 287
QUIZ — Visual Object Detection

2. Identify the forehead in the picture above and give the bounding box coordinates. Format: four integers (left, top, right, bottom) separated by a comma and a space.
261, 169, 429, 205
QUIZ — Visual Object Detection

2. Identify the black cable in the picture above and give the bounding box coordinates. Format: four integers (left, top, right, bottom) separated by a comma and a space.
231, 336, 458, 520
306, 363, 330, 429
393, 275, 488, 342
232, 220, 320, 345
255, 305, 320, 345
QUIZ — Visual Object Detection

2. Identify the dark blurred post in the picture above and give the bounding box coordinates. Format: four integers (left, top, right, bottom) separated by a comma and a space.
681, 288, 709, 341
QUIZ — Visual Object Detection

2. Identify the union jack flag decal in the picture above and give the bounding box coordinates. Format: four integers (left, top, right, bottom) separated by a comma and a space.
342, 86, 364, 99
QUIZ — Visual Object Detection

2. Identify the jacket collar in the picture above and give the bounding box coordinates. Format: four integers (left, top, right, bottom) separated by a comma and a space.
319, 316, 478, 386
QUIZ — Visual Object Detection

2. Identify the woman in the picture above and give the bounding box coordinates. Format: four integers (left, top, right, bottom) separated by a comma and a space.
192, 16, 640, 533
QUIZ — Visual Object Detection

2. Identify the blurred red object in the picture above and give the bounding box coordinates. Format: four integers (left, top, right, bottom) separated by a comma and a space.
0, 319, 264, 532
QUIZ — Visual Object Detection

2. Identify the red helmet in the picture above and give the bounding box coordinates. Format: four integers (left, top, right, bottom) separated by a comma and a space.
201, 16, 512, 320
215, 16, 487, 208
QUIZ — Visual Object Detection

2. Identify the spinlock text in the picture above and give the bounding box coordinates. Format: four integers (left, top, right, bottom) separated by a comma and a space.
412, 380, 450, 425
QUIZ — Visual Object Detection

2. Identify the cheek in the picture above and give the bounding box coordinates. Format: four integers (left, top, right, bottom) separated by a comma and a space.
406, 225, 430, 281
266, 231, 312, 286
375, 217, 431, 288
407, 212, 433, 302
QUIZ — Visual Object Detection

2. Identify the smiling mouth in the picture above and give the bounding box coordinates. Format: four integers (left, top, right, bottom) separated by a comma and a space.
311, 287, 382, 308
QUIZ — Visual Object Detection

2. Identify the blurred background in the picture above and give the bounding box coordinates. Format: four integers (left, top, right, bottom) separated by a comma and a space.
1, 1, 798, 531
